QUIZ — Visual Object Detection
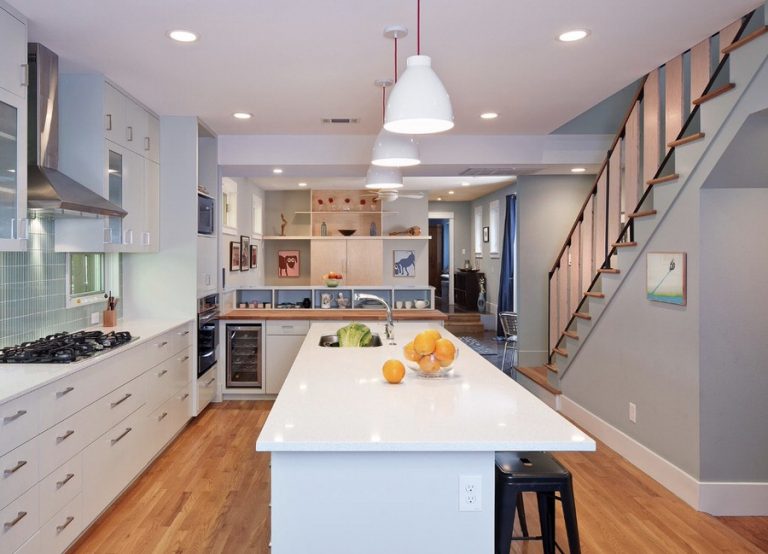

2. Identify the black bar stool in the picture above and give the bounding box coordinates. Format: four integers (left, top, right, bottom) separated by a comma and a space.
495, 451, 581, 554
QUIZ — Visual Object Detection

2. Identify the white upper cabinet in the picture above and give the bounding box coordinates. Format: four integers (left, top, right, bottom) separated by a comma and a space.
146, 114, 160, 163
0, 7, 27, 98
104, 83, 127, 147
104, 83, 160, 163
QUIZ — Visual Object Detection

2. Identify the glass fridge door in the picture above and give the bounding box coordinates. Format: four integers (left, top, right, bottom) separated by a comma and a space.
227, 325, 262, 388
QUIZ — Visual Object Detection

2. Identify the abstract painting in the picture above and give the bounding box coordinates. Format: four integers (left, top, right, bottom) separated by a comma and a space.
646, 252, 686, 305
240, 236, 250, 271
393, 250, 416, 277
230, 242, 241, 271
278, 250, 300, 277
250, 244, 258, 268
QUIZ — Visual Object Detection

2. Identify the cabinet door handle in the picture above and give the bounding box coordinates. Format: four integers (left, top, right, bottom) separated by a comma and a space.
126, 126, 133, 142
157, 412, 168, 422
110, 393, 132, 408
10, 218, 16, 239
57, 386, 75, 397
19, 219, 28, 240
158, 369, 168, 377
20, 64, 28, 86
180, 393, 189, 401
104, 226, 112, 244
178, 330, 190, 336
3, 460, 27, 476
56, 429, 75, 443
158, 341, 168, 348
56, 516, 75, 534
144, 137, 150, 151
180, 355, 190, 363
110, 427, 132, 445
106, 113, 112, 131
205, 377, 216, 387
56, 473, 75, 488
4, 511, 27, 530
3, 409, 27, 423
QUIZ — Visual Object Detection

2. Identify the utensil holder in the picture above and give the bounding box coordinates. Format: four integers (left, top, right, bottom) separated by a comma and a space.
103, 310, 117, 327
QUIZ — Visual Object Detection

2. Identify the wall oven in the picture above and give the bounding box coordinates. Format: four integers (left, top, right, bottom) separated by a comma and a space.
198, 193, 215, 235
198, 294, 219, 378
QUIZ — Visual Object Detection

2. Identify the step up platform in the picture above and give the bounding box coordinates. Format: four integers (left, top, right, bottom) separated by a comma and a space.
444, 312, 485, 336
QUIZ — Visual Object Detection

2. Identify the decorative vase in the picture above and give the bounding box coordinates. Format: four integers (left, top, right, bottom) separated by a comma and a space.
370, 222, 377, 236
320, 221, 327, 236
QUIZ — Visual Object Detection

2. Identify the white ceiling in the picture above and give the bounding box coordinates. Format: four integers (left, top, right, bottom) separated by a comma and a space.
12, 0, 761, 136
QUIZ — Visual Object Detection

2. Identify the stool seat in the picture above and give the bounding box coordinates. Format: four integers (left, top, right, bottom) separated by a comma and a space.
495, 452, 581, 554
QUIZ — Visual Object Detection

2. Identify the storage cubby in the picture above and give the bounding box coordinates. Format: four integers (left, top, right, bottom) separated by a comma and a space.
352, 288, 393, 308
275, 288, 314, 309
314, 288, 353, 309
393, 288, 433, 309
236, 289, 274, 308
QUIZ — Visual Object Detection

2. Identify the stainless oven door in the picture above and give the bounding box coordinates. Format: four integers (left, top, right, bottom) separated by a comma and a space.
198, 313, 218, 378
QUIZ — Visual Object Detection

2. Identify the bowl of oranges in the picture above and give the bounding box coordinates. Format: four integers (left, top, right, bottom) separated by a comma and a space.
403, 329, 458, 378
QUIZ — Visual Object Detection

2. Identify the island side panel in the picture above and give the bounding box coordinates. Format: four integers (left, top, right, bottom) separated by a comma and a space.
270, 450, 494, 553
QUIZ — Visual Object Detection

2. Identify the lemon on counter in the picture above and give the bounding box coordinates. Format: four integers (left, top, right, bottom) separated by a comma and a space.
382, 359, 406, 384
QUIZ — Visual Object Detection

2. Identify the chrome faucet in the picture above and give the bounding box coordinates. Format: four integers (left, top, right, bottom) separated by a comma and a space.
354, 293, 394, 343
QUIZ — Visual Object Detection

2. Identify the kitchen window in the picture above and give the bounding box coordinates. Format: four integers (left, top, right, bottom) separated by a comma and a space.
252, 194, 263, 236
489, 199, 500, 258
66, 252, 119, 308
473, 205, 483, 256
222, 177, 238, 235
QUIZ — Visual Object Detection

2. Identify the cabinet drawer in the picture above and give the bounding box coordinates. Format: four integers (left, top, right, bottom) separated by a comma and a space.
266, 320, 310, 336
92, 377, 146, 441
145, 346, 192, 413
147, 384, 191, 454
39, 453, 82, 525
0, 484, 38, 554
38, 367, 101, 432
146, 325, 193, 368
13, 531, 40, 554
0, 392, 40, 457
197, 367, 217, 414
38, 406, 92, 479
0, 437, 38, 511
39, 494, 82, 554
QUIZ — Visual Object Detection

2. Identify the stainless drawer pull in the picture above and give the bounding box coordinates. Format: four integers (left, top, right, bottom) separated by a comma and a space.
110, 393, 132, 408
126, 125, 133, 142
180, 355, 190, 362
57, 429, 75, 443
3, 460, 27, 476
106, 113, 112, 131
56, 473, 75, 488
4, 511, 27, 530
180, 393, 189, 401
158, 369, 168, 377
57, 386, 75, 397
110, 427, 133, 445
178, 330, 190, 336
158, 341, 168, 347
3, 410, 27, 423
205, 377, 216, 387
56, 516, 75, 533
144, 137, 150, 151
158, 412, 168, 422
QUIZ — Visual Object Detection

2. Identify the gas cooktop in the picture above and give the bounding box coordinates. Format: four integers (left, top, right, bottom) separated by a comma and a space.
0, 330, 136, 364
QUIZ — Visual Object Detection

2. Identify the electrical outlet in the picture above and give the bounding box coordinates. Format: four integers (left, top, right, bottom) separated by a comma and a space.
459, 475, 482, 512
91, 312, 100, 325
629, 402, 637, 423
461, 248, 466, 255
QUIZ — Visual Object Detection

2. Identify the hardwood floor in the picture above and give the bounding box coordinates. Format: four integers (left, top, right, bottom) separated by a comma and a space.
70, 401, 768, 554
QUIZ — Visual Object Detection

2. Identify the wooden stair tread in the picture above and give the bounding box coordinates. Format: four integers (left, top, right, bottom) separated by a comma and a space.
628, 210, 657, 219
445, 313, 482, 322
722, 26, 768, 55
584, 291, 605, 298
668, 132, 705, 148
647, 174, 680, 186
612, 241, 637, 248
517, 366, 561, 395
692, 83, 736, 105
598, 268, 620, 274
562, 331, 579, 340
553, 347, 568, 357
573, 312, 592, 320
544, 363, 558, 373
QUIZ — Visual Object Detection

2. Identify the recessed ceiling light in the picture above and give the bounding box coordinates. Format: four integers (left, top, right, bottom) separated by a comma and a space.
448, 190, 455, 195
461, 181, 470, 187
233, 112, 252, 120
480, 112, 498, 120
558, 29, 590, 42
273, 168, 283, 174
571, 167, 587, 173
168, 30, 198, 43
298, 182, 307, 187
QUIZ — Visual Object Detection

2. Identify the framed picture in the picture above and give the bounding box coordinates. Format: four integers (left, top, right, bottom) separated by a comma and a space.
229, 241, 241, 271
250, 244, 258, 269
482, 226, 490, 243
278, 250, 300, 277
393, 250, 416, 277
646, 252, 686, 306
240, 236, 250, 271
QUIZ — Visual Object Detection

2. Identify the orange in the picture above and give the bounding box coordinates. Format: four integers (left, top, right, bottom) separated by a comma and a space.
382, 359, 405, 384
403, 341, 420, 362
418, 354, 441, 373
433, 338, 456, 363
422, 329, 442, 342
413, 331, 437, 356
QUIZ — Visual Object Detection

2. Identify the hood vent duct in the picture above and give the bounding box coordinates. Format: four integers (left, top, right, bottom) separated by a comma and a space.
27, 43, 126, 218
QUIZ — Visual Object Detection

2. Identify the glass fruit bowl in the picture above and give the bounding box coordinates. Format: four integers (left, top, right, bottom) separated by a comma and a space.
324, 279, 340, 288
404, 347, 459, 378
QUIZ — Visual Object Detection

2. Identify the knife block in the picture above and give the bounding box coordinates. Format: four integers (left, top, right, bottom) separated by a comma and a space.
103, 309, 117, 327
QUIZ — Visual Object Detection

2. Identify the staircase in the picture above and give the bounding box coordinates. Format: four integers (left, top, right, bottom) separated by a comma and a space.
517, 5, 768, 393
444, 312, 485, 336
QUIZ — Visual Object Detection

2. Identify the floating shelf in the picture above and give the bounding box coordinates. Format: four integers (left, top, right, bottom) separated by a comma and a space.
262, 235, 431, 240
295, 211, 398, 215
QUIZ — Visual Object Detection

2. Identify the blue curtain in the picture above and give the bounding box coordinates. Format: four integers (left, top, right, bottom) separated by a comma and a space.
496, 195, 516, 336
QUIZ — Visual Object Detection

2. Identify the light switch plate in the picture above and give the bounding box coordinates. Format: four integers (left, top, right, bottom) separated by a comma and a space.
91, 312, 100, 325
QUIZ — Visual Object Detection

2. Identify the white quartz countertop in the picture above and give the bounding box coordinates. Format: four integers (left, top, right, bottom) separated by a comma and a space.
0, 318, 193, 405
256, 322, 596, 452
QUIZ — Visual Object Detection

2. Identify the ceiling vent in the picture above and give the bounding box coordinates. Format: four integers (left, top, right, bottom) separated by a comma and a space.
322, 117, 360, 124
459, 168, 517, 176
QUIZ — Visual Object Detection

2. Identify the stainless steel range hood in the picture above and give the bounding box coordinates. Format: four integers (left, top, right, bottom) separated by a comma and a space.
27, 43, 126, 218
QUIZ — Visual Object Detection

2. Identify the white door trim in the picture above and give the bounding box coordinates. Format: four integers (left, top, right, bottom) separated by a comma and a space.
428, 212, 454, 306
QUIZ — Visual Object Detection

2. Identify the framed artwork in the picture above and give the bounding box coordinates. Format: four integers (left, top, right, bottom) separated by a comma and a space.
393, 250, 416, 277
278, 250, 300, 277
240, 236, 250, 271
250, 244, 258, 268
482, 226, 490, 243
646, 252, 686, 306
229, 241, 241, 271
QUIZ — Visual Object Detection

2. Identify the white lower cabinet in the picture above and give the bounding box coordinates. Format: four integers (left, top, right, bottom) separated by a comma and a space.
39, 453, 82, 525
197, 366, 217, 413
0, 484, 38, 553
146, 383, 191, 456
265, 321, 309, 395
38, 494, 82, 554
0, 437, 38, 511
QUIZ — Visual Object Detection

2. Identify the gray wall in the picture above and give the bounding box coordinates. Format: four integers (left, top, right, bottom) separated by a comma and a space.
700, 189, 768, 481
427, 201, 472, 275
221, 178, 266, 290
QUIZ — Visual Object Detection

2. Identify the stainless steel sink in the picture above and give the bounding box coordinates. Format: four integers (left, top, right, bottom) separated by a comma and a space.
318, 334, 384, 347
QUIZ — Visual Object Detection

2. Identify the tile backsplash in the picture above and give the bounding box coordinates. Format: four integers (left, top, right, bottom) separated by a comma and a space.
0, 216, 119, 347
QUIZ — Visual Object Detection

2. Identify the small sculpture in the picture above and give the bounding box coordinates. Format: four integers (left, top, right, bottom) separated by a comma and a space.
280, 213, 287, 236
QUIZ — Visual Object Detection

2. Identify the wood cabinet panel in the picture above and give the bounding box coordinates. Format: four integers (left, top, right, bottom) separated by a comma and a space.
310, 239, 346, 284
346, 239, 382, 286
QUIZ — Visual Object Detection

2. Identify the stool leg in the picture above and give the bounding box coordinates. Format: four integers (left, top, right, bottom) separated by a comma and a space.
495, 482, 519, 554
516, 492, 529, 537
501, 342, 508, 373
560, 478, 581, 554
536, 492, 555, 554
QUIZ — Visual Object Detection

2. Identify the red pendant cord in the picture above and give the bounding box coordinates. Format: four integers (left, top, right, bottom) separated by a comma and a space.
417, 0, 421, 55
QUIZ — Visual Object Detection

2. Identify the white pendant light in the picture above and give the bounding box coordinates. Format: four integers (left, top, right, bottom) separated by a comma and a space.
372, 127, 420, 166
365, 166, 403, 189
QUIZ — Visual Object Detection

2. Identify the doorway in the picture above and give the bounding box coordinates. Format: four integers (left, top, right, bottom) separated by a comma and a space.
428, 212, 454, 310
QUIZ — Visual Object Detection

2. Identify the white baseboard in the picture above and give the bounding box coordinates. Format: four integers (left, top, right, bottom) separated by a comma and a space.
560, 396, 768, 516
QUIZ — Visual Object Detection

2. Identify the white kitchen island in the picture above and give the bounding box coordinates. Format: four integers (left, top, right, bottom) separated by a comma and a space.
257, 321, 595, 554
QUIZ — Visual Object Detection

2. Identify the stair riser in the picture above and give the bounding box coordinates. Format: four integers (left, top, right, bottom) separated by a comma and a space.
446, 315, 483, 323
631, 214, 659, 246
649, 179, 681, 217
444, 325, 485, 335
616, 245, 642, 276
729, 29, 768, 87
599, 272, 623, 297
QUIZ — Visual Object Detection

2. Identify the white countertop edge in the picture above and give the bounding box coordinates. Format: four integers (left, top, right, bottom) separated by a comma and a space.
0, 317, 193, 405
256, 440, 597, 452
